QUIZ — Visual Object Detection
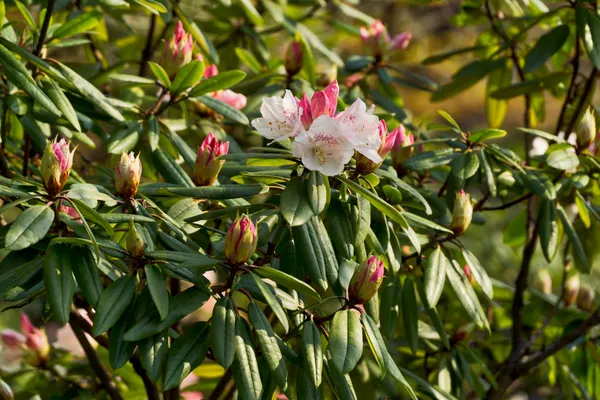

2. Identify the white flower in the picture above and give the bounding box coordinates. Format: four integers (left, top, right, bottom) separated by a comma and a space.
291, 115, 354, 176
529, 137, 549, 157
336, 98, 382, 163
251, 90, 304, 141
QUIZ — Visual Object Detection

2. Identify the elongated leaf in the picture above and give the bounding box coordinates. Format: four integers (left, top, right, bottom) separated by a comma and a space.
234, 317, 262, 400
3, 64, 61, 116
196, 95, 249, 125
70, 246, 102, 307
164, 322, 210, 390
52, 11, 103, 39
402, 277, 419, 354
462, 249, 493, 301
40, 75, 81, 132
109, 304, 137, 369
329, 309, 363, 374
152, 149, 194, 187
92, 275, 136, 336
44, 243, 76, 325
254, 266, 321, 302
302, 320, 323, 387
210, 297, 236, 368
547, 148, 579, 170
188, 71, 247, 97
361, 313, 387, 376
446, 261, 489, 330
148, 62, 171, 88
403, 148, 456, 171
558, 204, 590, 273
485, 59, 512, 128
490, 72, 570, 99
576, 8, 600, 70
6, 205, 54, 251
524, 25, 570, 73
424, 247, 448, 308
171, 60, 205, 95
69, 198, 114, 237
145, 264, 169, 321
248, 302, 288, 393
0, 254, 43, 298
281, 175, 315, 226
539, 199, 559, 262
168, 184, 267, 199
139, 331, 169, 382
292, 221, 328, 291
325, 199, 354, 260
249, 273, 289, 333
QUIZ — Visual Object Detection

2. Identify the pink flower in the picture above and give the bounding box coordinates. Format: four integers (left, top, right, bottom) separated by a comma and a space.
390, 124, 414, 170
348, 255, 385, 304
390, 31, 412, 51
193, 133, 229, 186
162, 21, 194, 77
296, 81, 339, 129
1, 329, 25, 349
0, 313, 50, 367
360, 19, 411, 57
201, 65, 247, 110
355, 120, 399, 174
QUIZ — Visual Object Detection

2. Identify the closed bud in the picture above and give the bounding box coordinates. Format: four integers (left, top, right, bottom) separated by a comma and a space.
193, 133, 229, 186
0, 378, 13, 400
356, 120, 398, 174
20, 313, 49, 361
126, 220, 145, 258
115, 152, 142, 199
284, 40, 303, 77
162, 21, 194, 77
577, 285, 596, 312
348, 255, 385, 304
563, 275, 580, 306
41, 138, 75, 196
224, 215, 257, 265
576, 108, 596, 148
532, 269, 552, 294
463, 264, 475, 284
390, 125, 414, 170
390, 31, 412, 51
450, 190, 472, 236
0, 329, 25, 349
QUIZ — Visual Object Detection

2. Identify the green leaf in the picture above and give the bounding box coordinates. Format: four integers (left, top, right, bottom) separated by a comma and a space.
248, 302, 288, 393
517, 127, 566, 143
325, 200, 354, 260
292, 220, 329, 292
6, 205, 54, 251
168, 184, 266, 199
139, 331, 169, 382
431, 58, 505, 102
152, 149, 194, 187
422, 45, 485, 65
109, 305, 137, 369
15, 1, 35, 30
92, 275, 136, 336
403, 148, 456, 171
254, 266, 321, 302
485, 59, 512, 129
361, 313, 387, 377
43, 242, 76, 325
337, 176, 408, 229
524, 25, 570, 73
196, 95, 249, 125
462, 249, 494, 301
402, 277, 419, 354
19, 115, 48, 151
40, 75, 81, 132
234, 317, 262, 400
576, 8, 600, 70
52, 11, 103, 39
132, 0, 167, 14
249, 273, 289, 333
145, 264, 169, 321
188, 71, 247, 97
171, 60, 205, 95
235, 48, 262, 73
424, 247, 448, 308
539, 199, 559, 262
239, 0, 264, 26
557, 204, 590, 273
2, 63, 61, 117
490, 72, 570, 99
124, 287, 210, 341
546, 149, 579, 170
148, 62, 171, 89
106, 122, 142, 155
210, 297, 236, 368
469, 129, 507, 143
451, 151, 479, 181
302, 320, 323, 387
146, 115, 160, 152
437, 110, 461, 131
0, 255, 43, 299
479, 151, 497, 197
100, 213, 155, 224
575, 192, 591, 229
446, 261, 489, 330
281, 175, 315, 227
329, 309, 363, 374
70, 246, 103, 307
164, 322, 210, 390
307, 171, 330, 216
324, 357, 357, 399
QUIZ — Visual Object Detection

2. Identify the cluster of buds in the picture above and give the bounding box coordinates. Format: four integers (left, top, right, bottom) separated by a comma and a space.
576, 108, 597, 149
162, 21, 194, 78
202, 64, 247, 110
562, 275, 580, 306
0, 313, 50, 367
348, 255, 385, 304
532, 269, 552, 294
41, 138, 75, 197
224, 215, 257, 265
115, 152, 142, 199
298, 80, 339, 129
193, 133, 229, 186
355, 121, 402, 175
360, 20, 411, 59
126, 219, 145, 258
450, 190, 473, 236
390, 125, 414, 172
577, 285, 596, 312
284, 39, 303, 77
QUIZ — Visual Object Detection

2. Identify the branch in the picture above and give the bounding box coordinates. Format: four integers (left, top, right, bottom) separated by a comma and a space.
139, 14, 157, 77
563, 68, 598, 137
34, 0, 57, 56
555, 29, 580, 135
69, 316, 123, 400
479, 193, 532, 211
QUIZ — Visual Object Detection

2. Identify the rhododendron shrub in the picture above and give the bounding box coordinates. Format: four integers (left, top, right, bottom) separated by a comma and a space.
0, 0, 600, 399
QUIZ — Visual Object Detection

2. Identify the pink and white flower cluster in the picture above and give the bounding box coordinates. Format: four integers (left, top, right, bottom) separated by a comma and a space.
251, 81, 384, 176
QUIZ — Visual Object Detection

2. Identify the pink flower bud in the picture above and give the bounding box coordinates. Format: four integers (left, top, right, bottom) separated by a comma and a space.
451, 190, 472, 236
355, 120, 396, 174
162, 21, 194, 77
323, 80, 339, 116
213, 90, 247, 110
20, 313, 49, 361
577, 285, 596, 312
41, 138, 75, 197
348, 255, 385, 304
310, 91, 329, 119
390, 31, 412, 51
463, 265, 475, 284
390, 125, 414, 170
59, 203, 80, 221
126, 219, 145, 258
563, 275, 580, 306
224, 214, 258, 265
203, 64, 219, 79
115, 152, 142, 199
193, 133, 229, 186
298, 93, 313, 129
1, 329, 25, 349
284, 40, 303, 77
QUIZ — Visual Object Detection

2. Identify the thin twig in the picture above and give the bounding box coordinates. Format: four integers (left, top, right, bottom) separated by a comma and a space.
69, 317, 123, 400
563, 68, 598, 137
555, 29, 580, 135
139, 14, 157, 77
479, 193, 532, 211
34, 0, 57, 56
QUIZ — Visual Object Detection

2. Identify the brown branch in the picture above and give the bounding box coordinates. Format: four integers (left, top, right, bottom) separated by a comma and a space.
479, 193, 532, 211
555, 29, 580, 135
139, 14, 157, 77
207, 367, 235, 400
563, 68, 598, 138
34, 0, 56, 56
69, 317, 123, 400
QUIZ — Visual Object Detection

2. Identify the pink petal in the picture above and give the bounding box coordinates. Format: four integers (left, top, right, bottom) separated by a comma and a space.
310, 91, 329, 118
